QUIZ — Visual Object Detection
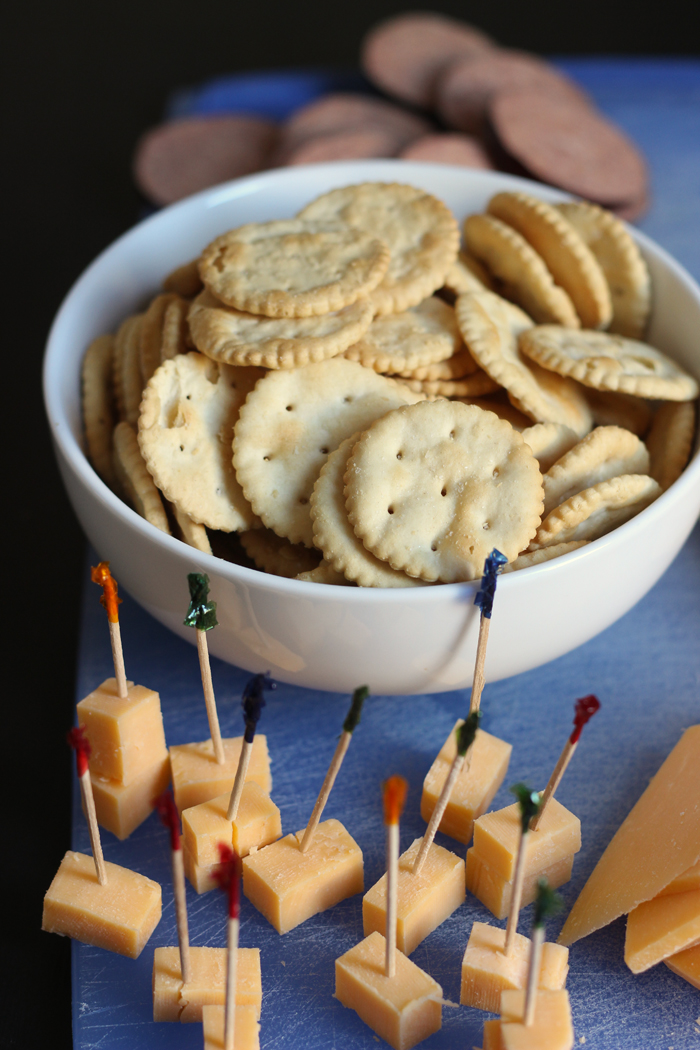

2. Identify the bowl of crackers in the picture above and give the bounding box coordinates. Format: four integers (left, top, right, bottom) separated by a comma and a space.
44, 160, 700, 694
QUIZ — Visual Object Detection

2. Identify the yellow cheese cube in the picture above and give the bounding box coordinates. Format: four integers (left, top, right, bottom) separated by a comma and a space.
335, 931, 442, 1050
472, 798, 581, 882
77, 678, 167, 784
170, 735, 271, 813
202, 1004, 260, 1050
486, 989, 574, 1050
242, 818, 363, 934
624, 888, 700, 973
42, 850, 161, 958
152, 946, 262, 1022
421, 726, 512, 845
183, 843, 218, 895
460, 921, 569, 1012
363, 838, 465, 955
466, 848, 575, 921
664, 943, 700, 989
91, 755, 171, 840
658, 858, 700, 897
183, 782, 282, 866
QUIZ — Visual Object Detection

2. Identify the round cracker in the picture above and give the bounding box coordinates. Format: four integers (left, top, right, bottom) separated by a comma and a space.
646, 400, 697, 491
583, 387, 652, 437
344, 297, 461, 374
455, 291, 592, 436
502, 540, 589, 572
198, 219, 390, 318
298, 182, 459, 316
542, 425, 650, 516
533, 474, 661, 547
160, 296, 191, 362
240, 527, 321, 578
396, 346, 478, 381
519, 326, 699, 401
442, 251, 493, 297
296, 562, 353, 585
396, 370, 499, 398
311, 436, 431, 588
344, 400, 544, 583
487, 192, 612, 330
112, 421, 170, 534
138, 353, 261, 532
233, 358, 422, 548
82, 334, 118, 489
188, 290, 374, 370
521, 422, 580, 472
456, 395, 532, 431
163, 258, 203, 299
463, 214, 579, 328
140, 293, 180, 386
172, 504, 212, 554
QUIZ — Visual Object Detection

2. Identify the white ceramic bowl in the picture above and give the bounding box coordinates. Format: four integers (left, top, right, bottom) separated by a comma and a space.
44, 160, 700, 694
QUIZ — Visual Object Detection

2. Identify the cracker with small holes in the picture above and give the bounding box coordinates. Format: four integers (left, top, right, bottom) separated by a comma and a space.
240, 527, 322, 578
198, 219, 390, 318
584, 387, 652, 437
519, 326, 699, 401
344, 400, 544, 582
396, 370, 499, 398
532, 474, 661, 548
140, 293, 180, 386
172, 504, 212, 554
188, 290, 374, 370
233, 357, 422, 548
487, 192, 612, 330
521, 422, 579, 472
395, 345, 478, 381
311, 435, 432, 588
556, 201, 651, 339
112, 421, 170, 533
502, 540, 589, 572
456, 290, 592, 437
163, 258, 203, 299
296, 562, 353, 585
463, 213, 580, 328
344, 297, 461, 374
82, 334, 118, 488
646, 400, 697, 491
138, 352, 262, 532
542, 425, 650, 516
442, 251, 493, 297
298, 182, 459, 315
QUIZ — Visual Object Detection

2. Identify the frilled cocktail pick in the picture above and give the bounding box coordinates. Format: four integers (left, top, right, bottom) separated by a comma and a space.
155, 789, 191, 984
91, 561, 127, 698
184, 572, 224, 763
226, 672, 276, 821
504, 782, 543, 954
383, 775, 409, 978
213, 844, 243, 1050
530, 695, 601, 832
300, 685, 370, 853
68, 726, 107, 885
470, 549, 508, 715
524, 880, 563, 1025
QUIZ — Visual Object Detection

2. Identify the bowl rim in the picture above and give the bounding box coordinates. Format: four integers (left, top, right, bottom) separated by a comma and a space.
43, 159, 700, 603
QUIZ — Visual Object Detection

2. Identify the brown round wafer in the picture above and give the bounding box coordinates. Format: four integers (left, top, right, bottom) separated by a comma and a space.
399, 133, 493, 168
490, 89, 648, 206
361, 13, 493, 108
133, 115, 278, 206
284, 128, 402, 166
437, 51, 588, 135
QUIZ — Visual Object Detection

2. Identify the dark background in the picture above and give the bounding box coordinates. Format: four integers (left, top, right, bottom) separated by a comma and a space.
4, 1, 698, 1045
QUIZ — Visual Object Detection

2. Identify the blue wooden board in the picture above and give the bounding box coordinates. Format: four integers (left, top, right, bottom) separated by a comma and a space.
72, 60, 700, 1049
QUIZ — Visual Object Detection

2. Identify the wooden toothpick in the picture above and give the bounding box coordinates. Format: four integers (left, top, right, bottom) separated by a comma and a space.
504, 784, 542, 955
300, 686, 369, 853
184, 573, 225, 764
383, 775, 408, 978
91, 562, 127, 699
227, 673, 274, 822
524, 880, 563, 1025
470, 550, 507, 714
214, 845, 242, 1050
156, 791, 191, 985
412, 712, 481, 877
68, 727, 107, 885
530, 695, 600, 832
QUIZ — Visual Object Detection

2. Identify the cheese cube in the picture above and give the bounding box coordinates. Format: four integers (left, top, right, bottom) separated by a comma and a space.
421, 726, 512, 845
664, 943, 700, 989
472, 799, 581, 882
77, 678, 167, 784
170, 735, 271, 813
42, 850, 161, 958
152, 946, 262, 1022
242, 818, 363, 934
335, 931, 442, 1050
91, 755, 171, 840
202, 1004, 260, 1050
466, 848, 575, 921
183, 843, 218, 895
485, 989, 574, 1050
363, 838, 465, 955
183, 782, 282, 866
624, 888, 700, 973
658, 858, 700, 897
460, 921, 569, 1012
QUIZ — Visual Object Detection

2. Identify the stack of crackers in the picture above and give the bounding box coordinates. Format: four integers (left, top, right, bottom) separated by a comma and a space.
82, 182, 697, 587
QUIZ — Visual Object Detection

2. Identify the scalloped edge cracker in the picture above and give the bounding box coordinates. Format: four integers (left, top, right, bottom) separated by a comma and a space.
113, 421, 170, 533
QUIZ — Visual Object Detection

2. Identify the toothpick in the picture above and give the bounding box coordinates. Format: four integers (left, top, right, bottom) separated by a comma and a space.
504, 784, 541, 955
412, 712, 481, 877
300, 686, 369, 853
156, 791, 191, 985
524, 880, 563, 1025
91, 562, 127, 699
214, 846, 242, 1050
184, 573, 224, 764
530, 695, 600, 832
68, 727, 107, 885
227, 673, 274, 822
470, 550, 507, 714
383, 775, 408, 978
